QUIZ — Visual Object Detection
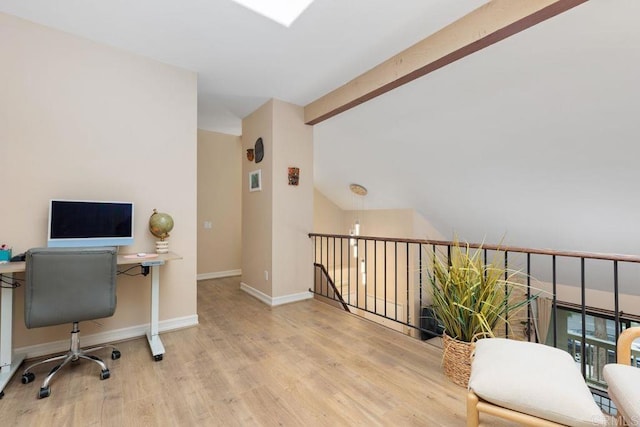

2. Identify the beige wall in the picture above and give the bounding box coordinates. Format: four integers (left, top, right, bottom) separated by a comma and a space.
354, 209, 415, 238
0, 13, 198, 349
271, 100, 314, 298
313, 191, 444, 241
197, 130, 242, 277
314, 189, 344, 234
241, 99, 313, 302
241, 101, 274, 297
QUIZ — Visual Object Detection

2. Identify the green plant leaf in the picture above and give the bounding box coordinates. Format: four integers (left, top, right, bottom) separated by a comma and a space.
426, 239, 538, 342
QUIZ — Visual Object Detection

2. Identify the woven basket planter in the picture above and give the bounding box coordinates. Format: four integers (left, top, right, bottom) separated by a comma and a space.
442, 334, 473, 387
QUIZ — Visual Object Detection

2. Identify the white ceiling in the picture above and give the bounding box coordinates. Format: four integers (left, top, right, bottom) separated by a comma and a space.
0, 0, 485, 135
2, 0, 640, 257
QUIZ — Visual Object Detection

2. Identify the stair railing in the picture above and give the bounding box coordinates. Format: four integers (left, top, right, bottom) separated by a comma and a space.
309, 232, 640, 391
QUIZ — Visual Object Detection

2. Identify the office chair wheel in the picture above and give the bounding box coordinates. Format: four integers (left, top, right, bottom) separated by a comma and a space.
111, 350, 121, 360
21, 372, 35, 384
100, 369, 110, 380
38, 386, 51, 399
154, 354, 163, 361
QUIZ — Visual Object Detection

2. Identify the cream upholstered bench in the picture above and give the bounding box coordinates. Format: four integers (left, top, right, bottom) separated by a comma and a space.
467, 338, 608, 427
603, 326, 640, 425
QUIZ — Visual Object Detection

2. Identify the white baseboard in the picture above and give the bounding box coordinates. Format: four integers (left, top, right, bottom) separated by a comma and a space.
16, 314, 199, 359
197, 269, 241, 281
240, 282, 313, 306
272, 291, 314, 306
240, 282, 271, 305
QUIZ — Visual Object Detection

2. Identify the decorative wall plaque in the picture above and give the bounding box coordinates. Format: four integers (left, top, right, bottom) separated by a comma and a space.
288, 167, 300, 186
255, 137, 264, 163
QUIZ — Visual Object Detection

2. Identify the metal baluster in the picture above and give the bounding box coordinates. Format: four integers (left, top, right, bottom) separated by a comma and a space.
395, 242, 398, 321
406, 242, 410, 327
320, 236, 324, 295
348, 236, 351, 305
355, 238, 359, 308
484, 248, 488, 281
364, 239, 368, 312
342, 237, 347, 305
527, 253, 533, 342
333, 237, 336, 300
374, 241, 377, 314
505, 251, 509, 338
552, 255, 558, 348
614, 260, 620, 347
384, 241, 388, 318
419, 244, 423, 315
581, 257, 587, 379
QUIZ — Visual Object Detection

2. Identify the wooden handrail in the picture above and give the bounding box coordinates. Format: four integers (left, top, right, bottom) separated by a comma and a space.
616, 327, 640, 365
308, 233, 640, 264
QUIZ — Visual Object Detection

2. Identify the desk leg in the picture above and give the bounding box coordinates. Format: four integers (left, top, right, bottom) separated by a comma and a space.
0, 274, 26, 398
146, 265, 165, 361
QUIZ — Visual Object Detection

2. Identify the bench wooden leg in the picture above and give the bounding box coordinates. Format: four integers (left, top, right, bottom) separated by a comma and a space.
467, 391, 480, 427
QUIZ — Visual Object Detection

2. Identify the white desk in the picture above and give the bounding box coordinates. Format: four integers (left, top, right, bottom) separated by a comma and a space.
0, 251, 181, 398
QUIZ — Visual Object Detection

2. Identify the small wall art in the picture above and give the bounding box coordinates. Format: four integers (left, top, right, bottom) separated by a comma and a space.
249, 169, 262, 192
288, 167, 300, 186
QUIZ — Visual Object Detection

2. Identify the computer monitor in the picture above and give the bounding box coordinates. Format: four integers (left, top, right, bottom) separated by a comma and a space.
47, 199, 134, 248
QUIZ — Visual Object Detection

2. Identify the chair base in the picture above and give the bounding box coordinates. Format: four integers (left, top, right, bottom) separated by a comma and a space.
21, 322, 121, 399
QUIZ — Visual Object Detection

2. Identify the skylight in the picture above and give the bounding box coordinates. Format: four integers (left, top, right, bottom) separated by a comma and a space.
231, 0, 315, 27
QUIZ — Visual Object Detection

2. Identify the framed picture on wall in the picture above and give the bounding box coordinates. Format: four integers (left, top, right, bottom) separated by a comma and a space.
249, 169, 262, 192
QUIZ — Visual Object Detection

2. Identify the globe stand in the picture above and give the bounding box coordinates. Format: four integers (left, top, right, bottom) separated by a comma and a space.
155, 241, 169, 254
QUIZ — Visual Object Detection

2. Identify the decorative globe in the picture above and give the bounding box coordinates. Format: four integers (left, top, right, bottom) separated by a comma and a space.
149, 209, 174, 241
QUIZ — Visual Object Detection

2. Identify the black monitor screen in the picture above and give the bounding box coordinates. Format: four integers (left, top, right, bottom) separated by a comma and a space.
48, 200, 134, 247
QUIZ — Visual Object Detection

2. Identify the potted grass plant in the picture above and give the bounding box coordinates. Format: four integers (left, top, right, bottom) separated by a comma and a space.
426, 239, 537, 387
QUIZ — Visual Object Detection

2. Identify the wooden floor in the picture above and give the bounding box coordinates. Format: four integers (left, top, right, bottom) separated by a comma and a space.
0, 277, 514, 426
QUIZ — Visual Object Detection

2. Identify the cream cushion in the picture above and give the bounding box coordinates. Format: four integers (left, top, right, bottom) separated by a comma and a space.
469, 338, 608, 426
603, 363, 640, 422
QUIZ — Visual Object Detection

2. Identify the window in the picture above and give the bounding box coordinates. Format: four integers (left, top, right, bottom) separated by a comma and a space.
557, 307, 640, 388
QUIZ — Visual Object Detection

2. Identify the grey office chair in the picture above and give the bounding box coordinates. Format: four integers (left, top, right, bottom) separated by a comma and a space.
21, 247, 121, 399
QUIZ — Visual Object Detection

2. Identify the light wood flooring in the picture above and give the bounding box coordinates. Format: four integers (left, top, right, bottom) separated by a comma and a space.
0, 277, 514, 426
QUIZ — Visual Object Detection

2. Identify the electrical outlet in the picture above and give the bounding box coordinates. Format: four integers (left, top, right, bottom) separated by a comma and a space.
203, 221, 212, 229
265, 270, 269, 281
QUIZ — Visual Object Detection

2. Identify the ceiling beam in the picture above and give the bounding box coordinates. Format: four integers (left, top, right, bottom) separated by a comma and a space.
304, 0, 588, 125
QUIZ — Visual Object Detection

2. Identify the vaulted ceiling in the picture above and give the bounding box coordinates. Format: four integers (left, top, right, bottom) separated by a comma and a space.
316, 0, 640, 256
2, 0, 638, 255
